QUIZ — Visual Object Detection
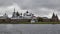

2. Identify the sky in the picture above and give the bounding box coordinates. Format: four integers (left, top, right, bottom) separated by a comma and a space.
0, 0, 60, 18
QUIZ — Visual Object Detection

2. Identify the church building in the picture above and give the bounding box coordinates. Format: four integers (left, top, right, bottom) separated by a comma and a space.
10, 8, 37, 23
0, 8, 59, 23
51, 13, 59, 22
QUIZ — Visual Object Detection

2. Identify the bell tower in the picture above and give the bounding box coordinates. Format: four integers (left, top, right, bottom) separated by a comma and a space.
12, 8, 17, 18
51, 12, 59, 22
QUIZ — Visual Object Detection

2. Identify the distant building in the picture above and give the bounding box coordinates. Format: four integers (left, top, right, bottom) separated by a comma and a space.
37, 12, 59, 22
51, 13, 59, 22
0, 13, 10, 23
11, 9, 21, 19
0, 8, 59, 23
0, 13, 8, 19
10, 8, 37, 22
31, 19, 35, 23
23, 11, 34, 19
42, 13, 59, 22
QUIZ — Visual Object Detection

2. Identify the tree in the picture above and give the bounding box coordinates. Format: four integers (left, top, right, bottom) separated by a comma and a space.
37, 17, 43, 22
16, 11, 20, 16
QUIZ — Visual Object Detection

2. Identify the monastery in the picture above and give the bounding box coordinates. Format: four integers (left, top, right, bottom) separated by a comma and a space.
0, 8, 37, 23
0, 8, 59, 23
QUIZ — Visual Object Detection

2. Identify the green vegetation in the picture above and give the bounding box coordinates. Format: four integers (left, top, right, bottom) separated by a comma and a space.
33, 22, 60, 24
37, 17, 43, 22
0, 22, 60, 24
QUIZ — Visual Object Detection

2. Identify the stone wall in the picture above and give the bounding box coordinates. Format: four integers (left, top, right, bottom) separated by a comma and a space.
0, 18, 32, 23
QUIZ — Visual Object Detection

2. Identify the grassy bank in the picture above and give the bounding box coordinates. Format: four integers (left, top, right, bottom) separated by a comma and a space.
17, 22, 60, 24
0, 22, 60, 24
33, 22, 60, 24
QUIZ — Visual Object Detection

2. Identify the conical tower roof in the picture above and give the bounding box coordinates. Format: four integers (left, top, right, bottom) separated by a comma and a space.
52, 12, 56, 18
56, 14, 58, 19
13, 8, 16, 13
3, 13, 8, 18
12, 8, 16, 17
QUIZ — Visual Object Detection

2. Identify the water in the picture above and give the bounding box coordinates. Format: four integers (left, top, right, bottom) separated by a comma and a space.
0, 24, 60, 34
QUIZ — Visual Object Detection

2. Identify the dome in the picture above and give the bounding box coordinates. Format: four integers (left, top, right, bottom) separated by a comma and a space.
24, 11, 32, 16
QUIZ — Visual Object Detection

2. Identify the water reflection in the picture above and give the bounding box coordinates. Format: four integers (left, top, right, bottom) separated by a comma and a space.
0, 24, 60, 34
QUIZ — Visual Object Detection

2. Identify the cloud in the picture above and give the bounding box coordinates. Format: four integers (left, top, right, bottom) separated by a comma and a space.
28, 8, 54, 18
0, 0, 13, 7
0, 0, 60, 18
0, 0, 60, 9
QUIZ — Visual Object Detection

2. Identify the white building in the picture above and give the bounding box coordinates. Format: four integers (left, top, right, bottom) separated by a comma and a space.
11, 9, 37, 22
11, 9, 37, 20
23, 11, 35, 19
0, 13, 8, 19
0, 8, 38, 22
11, 9, 23, 19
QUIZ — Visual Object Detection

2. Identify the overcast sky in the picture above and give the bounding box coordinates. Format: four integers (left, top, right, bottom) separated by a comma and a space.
0, 0, 60, 18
